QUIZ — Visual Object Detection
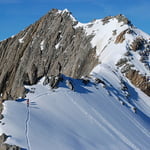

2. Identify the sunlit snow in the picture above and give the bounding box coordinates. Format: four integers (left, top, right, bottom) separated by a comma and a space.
0, 66, 150, 150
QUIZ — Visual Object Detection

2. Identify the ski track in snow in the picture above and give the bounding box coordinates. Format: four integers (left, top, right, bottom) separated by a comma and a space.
67, 92, 141, 150
24, 91, 54, 150
30, 92, 50, 100
91, 108, 141, 150
33, 89, 150, 139
114, 98, 150, 138
103, 88, 150, 138
67, 94, 114, 138
2, 83, 149, 150
31, 88, 150, 141
97, 73, 150, 139
23, 83, 149, 150
25, 105, 31, 150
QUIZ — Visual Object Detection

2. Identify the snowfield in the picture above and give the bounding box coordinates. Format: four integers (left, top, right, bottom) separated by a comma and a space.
0, 66, 150, 150
0, 9, 150, 150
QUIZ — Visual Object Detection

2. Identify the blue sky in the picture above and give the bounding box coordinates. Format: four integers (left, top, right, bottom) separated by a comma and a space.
0, 0, 150, 40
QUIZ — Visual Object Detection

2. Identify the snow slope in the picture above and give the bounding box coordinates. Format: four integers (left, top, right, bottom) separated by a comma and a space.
0, 10, 150, 150
0, 66, 150, 150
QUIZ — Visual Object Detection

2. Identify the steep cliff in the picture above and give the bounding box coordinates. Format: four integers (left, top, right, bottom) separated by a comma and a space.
0, 9, 98, 99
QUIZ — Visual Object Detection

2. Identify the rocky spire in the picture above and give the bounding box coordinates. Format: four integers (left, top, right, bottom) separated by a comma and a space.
0, 9, 98, 99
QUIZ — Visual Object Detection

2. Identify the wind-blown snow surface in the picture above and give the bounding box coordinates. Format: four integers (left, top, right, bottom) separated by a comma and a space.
0, 66, 150, 150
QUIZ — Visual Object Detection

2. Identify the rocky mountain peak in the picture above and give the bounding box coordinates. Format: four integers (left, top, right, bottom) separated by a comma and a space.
0, 8, 98, 100
101, 14, 132, 26
0, 9, 149, 100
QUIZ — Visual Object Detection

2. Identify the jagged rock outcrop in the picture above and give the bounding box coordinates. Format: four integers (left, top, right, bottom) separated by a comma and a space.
0, 144, 20, 150
102, 14, 131, 25
0, 99, 4, 120
126, 69, 150, 96
66, 79, 74, 90
114, 25, 149, 97
116, 55, 150, 96
43, 75, 50, 86
0, 133, 21, 150
130, 37, 145, 51
49, 75, 62, 89
115, 14, 131, 25
0, 133, 7, 144
115, 28, 136, 44
115, 29, 128, 43
0, 9, 98, 99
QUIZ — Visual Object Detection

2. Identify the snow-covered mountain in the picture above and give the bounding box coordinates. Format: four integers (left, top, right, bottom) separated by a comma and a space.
0, 9, 150, 150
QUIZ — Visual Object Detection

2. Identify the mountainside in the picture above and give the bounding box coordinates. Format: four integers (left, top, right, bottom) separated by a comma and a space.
0, 8, 97, 100
0, 8, 150, 150
76, 15, 150, 97
0, 8, 149, 100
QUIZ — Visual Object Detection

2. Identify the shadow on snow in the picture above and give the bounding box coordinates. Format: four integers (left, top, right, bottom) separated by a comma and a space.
58, 74, 94, 94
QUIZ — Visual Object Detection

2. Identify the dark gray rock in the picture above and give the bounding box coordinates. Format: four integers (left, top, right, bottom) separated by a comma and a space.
66, 80, 74, 90
101, 16, 113, 25
0, 144, 21, 150
95, 78, 105, 85
82, 79, 90, 85
112, 30, 117, 36
116, 58, 128, 67
0, 133, 7, 143
49, 75, 62, 89
130, 37, 145, 51
0, 133, 21, 150
115, 14, 131, 25
43, 75, 50, 85
102, 14, 132, 26
0, 114, 4, 120
121, 63, 134, 73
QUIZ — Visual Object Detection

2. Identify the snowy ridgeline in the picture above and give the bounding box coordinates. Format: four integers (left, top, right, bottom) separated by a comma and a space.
0, 65, 150, 150
76, 16, 150, 76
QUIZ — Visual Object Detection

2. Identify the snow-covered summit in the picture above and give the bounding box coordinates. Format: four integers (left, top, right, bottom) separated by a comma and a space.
76, 14, 150, 69
75, 13, 150, 96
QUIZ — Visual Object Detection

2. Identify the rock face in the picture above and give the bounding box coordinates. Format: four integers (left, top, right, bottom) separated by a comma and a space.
115, 29, 128, 43
0, 9, 98, 99
0, 133, 21, 150
126, 69, 150, 96
0, 143, 20, 150
130, 37, 145, 51
102, 14, 131, 25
